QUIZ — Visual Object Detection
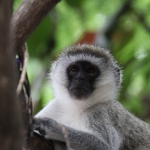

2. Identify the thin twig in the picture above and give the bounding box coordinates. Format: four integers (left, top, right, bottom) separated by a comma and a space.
58, 124, 71, 150
16, 43, 28, 96
22, 147, 27, 150
62, 126, 71, 150
28, 97, 33, 124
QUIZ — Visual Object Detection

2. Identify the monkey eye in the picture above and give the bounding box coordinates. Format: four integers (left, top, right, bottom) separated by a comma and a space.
70, 65, 79, 73
86, 67, 96, 76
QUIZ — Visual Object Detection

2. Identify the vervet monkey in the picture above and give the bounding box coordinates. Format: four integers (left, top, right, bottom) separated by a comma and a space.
32, 44, 150, 150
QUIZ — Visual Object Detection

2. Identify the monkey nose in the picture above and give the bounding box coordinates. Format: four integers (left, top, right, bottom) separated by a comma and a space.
75, 77, 85, 81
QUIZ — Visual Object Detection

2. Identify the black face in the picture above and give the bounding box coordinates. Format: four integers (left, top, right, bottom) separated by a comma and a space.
67, 61, 100, 100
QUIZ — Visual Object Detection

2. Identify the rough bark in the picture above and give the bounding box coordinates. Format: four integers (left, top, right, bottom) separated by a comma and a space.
0, 0, 23, 150
27, 133, 54, 150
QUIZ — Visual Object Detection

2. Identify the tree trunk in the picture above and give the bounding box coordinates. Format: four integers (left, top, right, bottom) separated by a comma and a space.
0, 0, 23, 150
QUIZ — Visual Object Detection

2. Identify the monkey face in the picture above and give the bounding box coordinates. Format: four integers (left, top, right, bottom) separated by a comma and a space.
50, 44, 122, 103
67, 61, 100, 100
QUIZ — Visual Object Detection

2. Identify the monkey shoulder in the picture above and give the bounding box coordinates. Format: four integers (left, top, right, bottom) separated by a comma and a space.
87, 101, 150, 149
107, 101, 150, 148
107, 101, 150, 129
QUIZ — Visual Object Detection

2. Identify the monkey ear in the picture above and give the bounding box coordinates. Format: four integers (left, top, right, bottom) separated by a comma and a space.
114, 66, 122, 87
115, 66, 120, 75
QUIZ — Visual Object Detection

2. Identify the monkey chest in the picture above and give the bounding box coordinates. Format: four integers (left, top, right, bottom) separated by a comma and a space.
54, 111, 90, 133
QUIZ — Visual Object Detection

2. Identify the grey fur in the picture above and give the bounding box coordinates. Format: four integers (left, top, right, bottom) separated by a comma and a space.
33, 44, 150, 150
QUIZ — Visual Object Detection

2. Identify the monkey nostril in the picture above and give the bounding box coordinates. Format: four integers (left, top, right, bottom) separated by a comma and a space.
81, 77, 85, 80
76, 77, 85, 81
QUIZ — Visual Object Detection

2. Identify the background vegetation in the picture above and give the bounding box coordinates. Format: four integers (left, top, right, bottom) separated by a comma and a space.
14, 0, 150, 122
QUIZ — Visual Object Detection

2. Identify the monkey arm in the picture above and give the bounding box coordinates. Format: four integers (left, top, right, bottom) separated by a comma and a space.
31, 117, 120, 150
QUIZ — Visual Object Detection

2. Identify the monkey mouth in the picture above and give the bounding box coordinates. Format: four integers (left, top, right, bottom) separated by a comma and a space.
71, 87, 89, 92
70, 88, 91, 100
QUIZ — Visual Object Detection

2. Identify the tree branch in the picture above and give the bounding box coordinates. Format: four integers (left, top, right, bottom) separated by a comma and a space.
12, 0, 61, 52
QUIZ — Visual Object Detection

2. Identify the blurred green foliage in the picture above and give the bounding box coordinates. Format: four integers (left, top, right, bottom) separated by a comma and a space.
14, 0, 150, 121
